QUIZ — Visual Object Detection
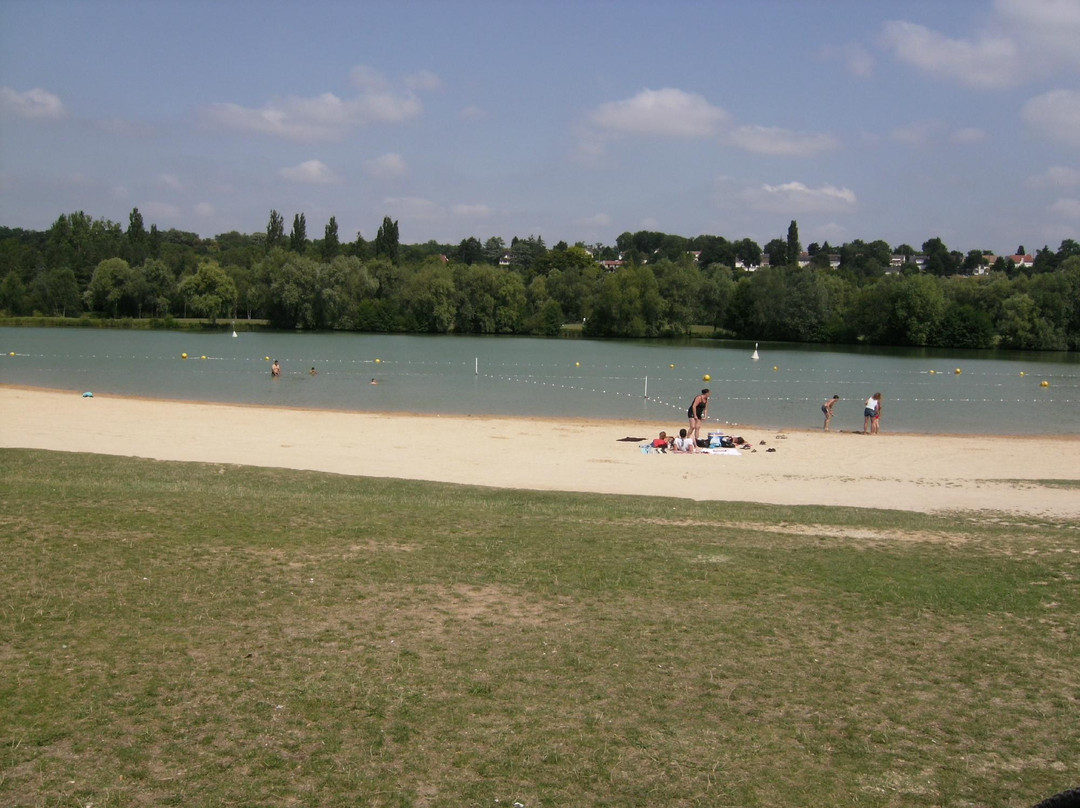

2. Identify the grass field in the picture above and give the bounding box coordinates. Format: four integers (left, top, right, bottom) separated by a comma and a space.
2, 449, 1077, 807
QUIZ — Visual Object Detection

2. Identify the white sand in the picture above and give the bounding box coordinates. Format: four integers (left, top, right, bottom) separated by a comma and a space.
3, 385, 1078, 519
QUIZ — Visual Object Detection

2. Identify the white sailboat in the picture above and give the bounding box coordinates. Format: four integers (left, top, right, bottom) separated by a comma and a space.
751, 343, 759, 360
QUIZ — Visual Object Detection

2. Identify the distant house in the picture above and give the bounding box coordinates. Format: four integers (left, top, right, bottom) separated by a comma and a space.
799, 252, 840, 269
599, 260, 626, 271
1010, 253, 1035, 269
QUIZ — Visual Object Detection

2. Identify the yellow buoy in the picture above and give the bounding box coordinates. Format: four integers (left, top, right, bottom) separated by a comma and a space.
375, 358, 381, 363
955, 368, 962, 374
575, 362, 580, 367
669, 363, 675, 369
929, 369, 936, 375
1020, 371, 1026, 376
265, 356, 270, 361
201, 355, 207, 360
181, 353, 188, 359
8, 351, 14, 357
1041, 380, 1050, 387
703, 374, 711, 382
773, 366, 778, 371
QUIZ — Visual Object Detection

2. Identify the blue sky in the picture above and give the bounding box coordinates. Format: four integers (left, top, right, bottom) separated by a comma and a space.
2, 0, 1079, 255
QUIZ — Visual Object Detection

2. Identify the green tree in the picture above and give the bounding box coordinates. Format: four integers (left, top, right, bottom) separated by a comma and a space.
289, 213, 307, 253
125, 207, 148, 266
651, 259, 702, 335
585, 266, 662, 337
177, 260, 237, 324
375, 216, 400, 264
764, 238, 789, 268
266, 210, 285, 250
786, 220, 801, 265
322, 216, 340, 261
0, 271, 30, 315
33, 267, 82, 316
455, 237, 484, 265
84, 258, 148, 318
405, 261, 456, 332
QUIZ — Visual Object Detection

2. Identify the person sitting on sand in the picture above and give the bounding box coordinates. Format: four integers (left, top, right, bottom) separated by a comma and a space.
673, 428, 695, 453
651, 431, 672, 453
822, 395, 839, 431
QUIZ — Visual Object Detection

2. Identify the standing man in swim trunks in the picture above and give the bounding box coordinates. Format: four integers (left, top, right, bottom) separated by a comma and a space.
822, 394, 839, 431
688, 388, 710, 445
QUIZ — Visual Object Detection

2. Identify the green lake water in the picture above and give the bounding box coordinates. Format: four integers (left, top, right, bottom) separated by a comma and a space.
2, 327, 1077, 436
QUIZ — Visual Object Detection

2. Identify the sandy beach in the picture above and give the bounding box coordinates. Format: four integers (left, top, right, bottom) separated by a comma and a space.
3, 385, 1078, 519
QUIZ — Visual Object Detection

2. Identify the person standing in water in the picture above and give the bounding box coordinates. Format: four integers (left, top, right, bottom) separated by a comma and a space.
687, 388, 710, 445
863, 392, 882, 434
271, 359, 281, 378
821, 395, 840, 431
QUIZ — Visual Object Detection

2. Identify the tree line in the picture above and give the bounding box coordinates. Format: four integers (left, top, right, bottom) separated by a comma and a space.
1, 209, 1078, 350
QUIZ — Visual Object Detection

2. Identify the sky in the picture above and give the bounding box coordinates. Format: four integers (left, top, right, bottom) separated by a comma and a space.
2, 0, 1080, 256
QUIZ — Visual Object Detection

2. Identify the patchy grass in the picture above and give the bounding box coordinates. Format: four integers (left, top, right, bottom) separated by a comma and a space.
2, 449, 1077, 808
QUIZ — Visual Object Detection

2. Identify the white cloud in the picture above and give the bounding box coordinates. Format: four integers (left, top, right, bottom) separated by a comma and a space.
349, 65, 389, 91
743, 182, 857, 214
1022, 89, 1080, 148
993, 0, 1080, 74
889, 121, 939, 147
200, 89, 422, 141
452, 204, 493, 218
951, 127, 987, 144
1048, 198, 1080, 219
405, 70, 444, 92
589, 88, 729, 137
881, 20, 1020, 90
726, 125, 839, 157
194, 202, 215, 218
1027, 165, 1080, 188
578, 213, 612, 228
157, 174, 183, 191
818, 43, 875, 78
142, 201, 181, 220
383, 196, 443, 220
280, 159, 341, 184
0, 86, 66, 120
364, 152, 408, 179
881, 1, 1080, 91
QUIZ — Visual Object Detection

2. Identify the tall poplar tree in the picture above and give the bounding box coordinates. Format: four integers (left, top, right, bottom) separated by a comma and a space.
375, 216, 399, 264
787, 220, 801, 266
266, 210, 285, 249
289, 213, 307, 253
322, 216, 340, 260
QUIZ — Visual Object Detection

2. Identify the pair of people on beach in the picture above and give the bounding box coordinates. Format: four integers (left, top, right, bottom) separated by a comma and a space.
863, 392, 883, 434
652, 429, 696, 453
820, 393, 882, 433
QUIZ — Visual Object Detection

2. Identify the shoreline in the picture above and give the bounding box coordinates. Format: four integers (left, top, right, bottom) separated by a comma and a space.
3, 384, 1079, 519
2, 383, 1074, 441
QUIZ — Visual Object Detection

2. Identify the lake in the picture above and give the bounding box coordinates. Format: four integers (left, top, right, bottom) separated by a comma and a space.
2, 327, 1077, 436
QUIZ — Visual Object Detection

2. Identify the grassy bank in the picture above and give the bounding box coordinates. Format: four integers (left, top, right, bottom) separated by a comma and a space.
1, 449, 1076, 807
